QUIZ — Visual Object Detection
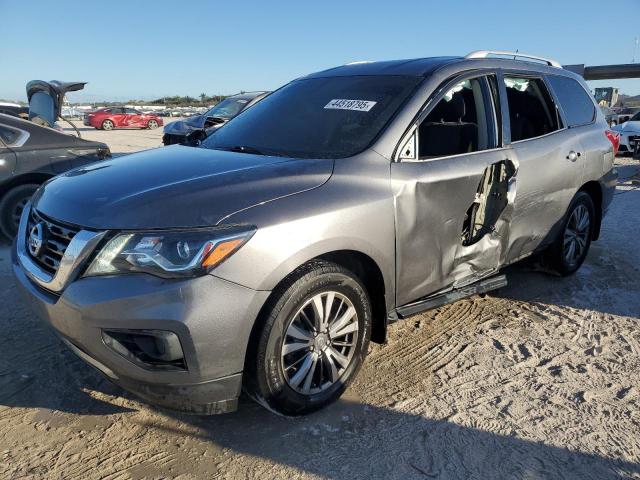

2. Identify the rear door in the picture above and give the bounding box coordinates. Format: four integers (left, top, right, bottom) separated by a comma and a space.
391, 72, 519, 306
500, 72, 585, 262
0, 126, 18, 185
545, 74, 610, 193
124, 108, 144, 128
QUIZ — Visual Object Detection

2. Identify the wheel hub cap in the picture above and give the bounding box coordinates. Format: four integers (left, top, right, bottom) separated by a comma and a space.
563, 204, 590, 265
281, 291, 359, 395
314, 333, 329, 352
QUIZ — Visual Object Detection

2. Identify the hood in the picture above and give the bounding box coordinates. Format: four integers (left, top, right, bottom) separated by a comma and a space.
32, 145, 333, 229
616, 121, 640, 133
163, 115, 207, 135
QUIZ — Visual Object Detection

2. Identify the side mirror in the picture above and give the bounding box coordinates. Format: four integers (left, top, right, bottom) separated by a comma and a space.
397, 130, 417, 161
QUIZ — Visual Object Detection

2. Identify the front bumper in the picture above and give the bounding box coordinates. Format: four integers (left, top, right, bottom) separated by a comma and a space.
618, 131, 640, 153
12, 242, 270, 414
162, 131, 201, 146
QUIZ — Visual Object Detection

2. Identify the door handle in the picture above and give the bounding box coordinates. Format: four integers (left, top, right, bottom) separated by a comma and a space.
566, 151, 581, 162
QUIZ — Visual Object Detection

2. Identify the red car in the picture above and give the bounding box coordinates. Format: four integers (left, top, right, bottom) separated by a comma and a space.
84, 107, 163, 130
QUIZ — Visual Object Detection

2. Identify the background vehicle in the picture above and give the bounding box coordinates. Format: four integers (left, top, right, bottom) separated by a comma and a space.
614, 106, 640, 125
13, 52, 617, 417
0, 114, 110, 238
612, 111, 640, 154
84, 108, 163, 130
600, 106, 617, 127
0, 103, 29, 120
162, 91, 268, 146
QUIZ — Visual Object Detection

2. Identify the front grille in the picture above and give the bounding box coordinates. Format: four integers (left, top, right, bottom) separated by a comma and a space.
26, 209, 80, 276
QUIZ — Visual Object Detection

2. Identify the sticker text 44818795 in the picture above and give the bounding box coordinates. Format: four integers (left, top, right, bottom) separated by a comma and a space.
324, 99, 377, 112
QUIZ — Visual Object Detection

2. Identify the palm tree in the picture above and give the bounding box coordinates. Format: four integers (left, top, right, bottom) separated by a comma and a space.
200, 93, 207, 103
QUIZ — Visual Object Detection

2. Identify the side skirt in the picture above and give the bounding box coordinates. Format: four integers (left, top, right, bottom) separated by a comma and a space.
394, 274, 508, 319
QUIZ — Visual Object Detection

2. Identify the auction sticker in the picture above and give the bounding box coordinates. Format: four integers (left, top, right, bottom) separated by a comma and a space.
324, 99, 377, 112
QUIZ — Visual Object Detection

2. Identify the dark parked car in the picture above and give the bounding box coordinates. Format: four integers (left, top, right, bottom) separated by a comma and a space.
600, 106, 617, 127
162, 92, 269, 146
0, 103, 29, 120
13, 51, 617, 416
614, 107, 640, 125
0, 114, 110, 238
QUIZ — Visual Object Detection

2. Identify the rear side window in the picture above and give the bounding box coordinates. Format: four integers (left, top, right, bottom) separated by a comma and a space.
504, 76, 560, 142
547, 75, 595, 127
0, 125, 21, 145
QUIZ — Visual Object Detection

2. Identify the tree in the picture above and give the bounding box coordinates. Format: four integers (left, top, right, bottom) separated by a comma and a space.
200, 93, 207, 103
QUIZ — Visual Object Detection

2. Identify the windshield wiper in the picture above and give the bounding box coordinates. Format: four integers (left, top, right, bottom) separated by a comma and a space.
217, 145, 278, 156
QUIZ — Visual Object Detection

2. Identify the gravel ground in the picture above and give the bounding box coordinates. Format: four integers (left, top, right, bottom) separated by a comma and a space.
0, 143, 639, 479
61, 119, 178, 153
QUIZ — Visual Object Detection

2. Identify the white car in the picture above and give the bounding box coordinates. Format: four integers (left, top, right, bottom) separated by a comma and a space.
612, 111, 640, 155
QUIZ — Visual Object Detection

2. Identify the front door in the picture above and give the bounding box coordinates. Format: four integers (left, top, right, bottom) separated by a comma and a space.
392, 73, 518, 307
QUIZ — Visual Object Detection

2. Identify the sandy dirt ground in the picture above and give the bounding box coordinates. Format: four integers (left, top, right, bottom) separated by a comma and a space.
0, 135, 639, 478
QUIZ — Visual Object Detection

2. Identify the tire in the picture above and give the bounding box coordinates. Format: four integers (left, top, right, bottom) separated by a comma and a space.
147, 119, 159, 129
545, 191, 595, 276
0, 184, 39, 239
244, 260, 371, 416
101, 119, 114, 130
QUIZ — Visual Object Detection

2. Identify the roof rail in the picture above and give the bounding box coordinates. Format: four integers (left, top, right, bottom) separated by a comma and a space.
465, 50, 562, 68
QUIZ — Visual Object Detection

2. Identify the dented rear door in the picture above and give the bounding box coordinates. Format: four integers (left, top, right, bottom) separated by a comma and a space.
500, 73, 585, 263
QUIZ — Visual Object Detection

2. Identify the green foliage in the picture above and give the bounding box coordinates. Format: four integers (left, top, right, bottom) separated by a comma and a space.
145, 94, 227, 106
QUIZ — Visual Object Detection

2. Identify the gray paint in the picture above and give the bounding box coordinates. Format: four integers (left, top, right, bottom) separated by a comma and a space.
13, 55, 618, 413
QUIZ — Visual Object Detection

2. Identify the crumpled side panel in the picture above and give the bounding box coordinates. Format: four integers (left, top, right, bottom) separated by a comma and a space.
392, 150, 519, 306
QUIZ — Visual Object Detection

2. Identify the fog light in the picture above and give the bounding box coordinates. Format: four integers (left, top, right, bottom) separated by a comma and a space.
102, 329, 186, 371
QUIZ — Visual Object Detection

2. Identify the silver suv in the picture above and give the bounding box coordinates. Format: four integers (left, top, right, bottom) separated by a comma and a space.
12, 51, 618, 416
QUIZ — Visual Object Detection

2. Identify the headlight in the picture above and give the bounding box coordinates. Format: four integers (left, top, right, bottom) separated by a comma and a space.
84, 227, 255, 278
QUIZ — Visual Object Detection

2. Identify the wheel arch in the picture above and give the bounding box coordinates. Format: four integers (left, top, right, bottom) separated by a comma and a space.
0, 172, 52, 200
247, 249, 390, 363
101, 118, 116, 129
578, 181, 603, 240
316, 250, 388, 344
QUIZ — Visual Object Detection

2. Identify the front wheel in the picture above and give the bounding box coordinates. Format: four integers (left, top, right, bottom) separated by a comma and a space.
0, 184, 39, 239
244, 260, 371, 416
545, 192, 595, 276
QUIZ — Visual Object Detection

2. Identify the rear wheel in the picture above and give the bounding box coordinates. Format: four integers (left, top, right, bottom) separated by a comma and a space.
0, 184, 38, 239
244, 260, 371, 416
147, 119, 159, 129
545, 192, 595, 276
101, 119, 114, 130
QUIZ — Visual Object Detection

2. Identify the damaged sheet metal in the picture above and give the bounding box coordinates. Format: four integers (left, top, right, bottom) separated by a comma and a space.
391, 150, 519, 306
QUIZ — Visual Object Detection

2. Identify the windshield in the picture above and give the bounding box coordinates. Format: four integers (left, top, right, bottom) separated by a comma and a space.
201, 75, 421, 159
630, 112, 640, 122
205, 97, 250, 119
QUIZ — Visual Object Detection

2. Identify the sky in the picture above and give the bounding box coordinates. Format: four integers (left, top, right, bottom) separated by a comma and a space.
1, 0, 639, 103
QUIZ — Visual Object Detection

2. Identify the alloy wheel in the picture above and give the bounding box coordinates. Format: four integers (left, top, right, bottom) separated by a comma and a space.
103, 120, 113, 130
12, 197, 29, 230
563, 204, 590, 265
148, 120, 158, 129
281, 291, 359, 395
